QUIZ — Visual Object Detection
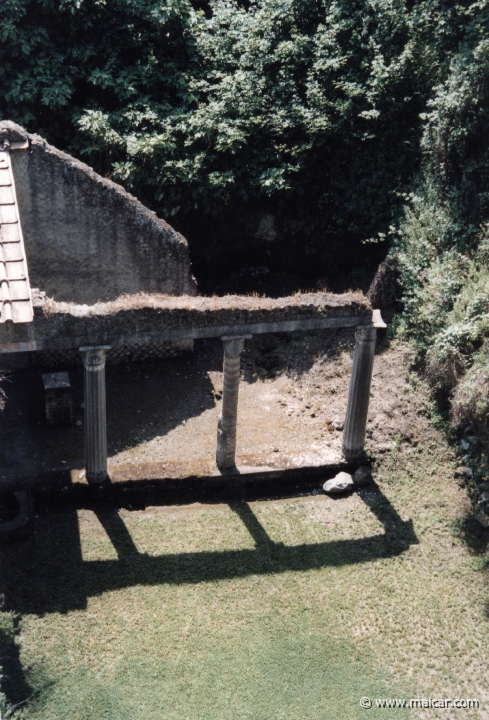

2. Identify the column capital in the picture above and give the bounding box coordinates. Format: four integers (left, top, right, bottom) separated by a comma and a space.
354, 326, 377, 343
80, 346, 111, 370
221, 335, 252, 356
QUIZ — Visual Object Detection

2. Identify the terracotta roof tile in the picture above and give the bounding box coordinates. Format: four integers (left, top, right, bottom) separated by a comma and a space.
0, 147, 33, 323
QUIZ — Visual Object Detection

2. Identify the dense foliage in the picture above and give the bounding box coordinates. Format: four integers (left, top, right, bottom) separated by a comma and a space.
0, 0, 441, 230
392, 2, 489, 437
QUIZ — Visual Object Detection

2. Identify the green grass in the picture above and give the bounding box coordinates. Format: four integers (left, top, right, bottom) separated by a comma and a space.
2, 500, 415, 720
2, 421, 489, 719
18, 624, 405, 720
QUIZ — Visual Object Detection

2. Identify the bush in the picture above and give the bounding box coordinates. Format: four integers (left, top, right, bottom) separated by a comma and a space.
392, 3, 489, 437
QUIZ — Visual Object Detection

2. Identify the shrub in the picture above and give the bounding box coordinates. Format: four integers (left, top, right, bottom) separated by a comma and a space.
393, 3, 489, 437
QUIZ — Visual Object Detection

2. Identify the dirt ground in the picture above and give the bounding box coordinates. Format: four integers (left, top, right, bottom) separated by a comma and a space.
0, 329, 427, 483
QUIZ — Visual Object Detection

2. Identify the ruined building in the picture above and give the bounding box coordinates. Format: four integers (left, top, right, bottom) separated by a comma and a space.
0, 120, 197, 364
0, 120, 383, 496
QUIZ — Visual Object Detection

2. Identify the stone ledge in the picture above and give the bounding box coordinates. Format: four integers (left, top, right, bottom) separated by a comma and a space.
0, 291, 373, 352
1, 454, 351, 500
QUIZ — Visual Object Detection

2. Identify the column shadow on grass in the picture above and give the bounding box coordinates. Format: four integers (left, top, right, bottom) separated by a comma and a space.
0, 487, 417, 709
449, 511, 489, 620
0, 487, 418, 619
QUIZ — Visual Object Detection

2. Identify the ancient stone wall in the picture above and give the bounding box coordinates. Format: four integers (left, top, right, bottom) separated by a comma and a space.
0, 121, 197, 304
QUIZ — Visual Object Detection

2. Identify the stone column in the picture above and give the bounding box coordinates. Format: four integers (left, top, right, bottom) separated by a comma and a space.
80, 346, 111, 484
342, 326, 377, 461
216, 335, 251, 470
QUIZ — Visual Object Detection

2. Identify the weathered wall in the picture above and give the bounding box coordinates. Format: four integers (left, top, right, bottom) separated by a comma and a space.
0, 121, 197, 304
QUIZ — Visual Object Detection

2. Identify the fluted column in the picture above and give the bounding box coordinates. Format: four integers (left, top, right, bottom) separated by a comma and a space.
342, 327, 377, 461
216, 335, 251, 470
80, 346, 111, 484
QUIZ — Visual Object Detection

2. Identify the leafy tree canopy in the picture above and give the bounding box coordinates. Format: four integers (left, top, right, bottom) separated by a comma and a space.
0, 0, 476, 233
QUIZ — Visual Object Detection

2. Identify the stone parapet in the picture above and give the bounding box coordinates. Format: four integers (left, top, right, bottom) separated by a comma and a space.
0, 291, 374, 353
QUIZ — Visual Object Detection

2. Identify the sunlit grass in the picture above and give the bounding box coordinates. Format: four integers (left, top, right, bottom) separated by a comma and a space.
2, 410, 489, 719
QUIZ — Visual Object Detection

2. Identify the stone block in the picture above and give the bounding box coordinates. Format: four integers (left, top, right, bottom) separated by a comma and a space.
354, 466, 372, 486
475, 511, 489, 528
42, 371, 72, 425
323, 472, 355, 494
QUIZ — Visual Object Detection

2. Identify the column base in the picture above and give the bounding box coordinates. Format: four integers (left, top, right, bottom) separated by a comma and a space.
86, 470, 109, 485
342, 447, 363, 462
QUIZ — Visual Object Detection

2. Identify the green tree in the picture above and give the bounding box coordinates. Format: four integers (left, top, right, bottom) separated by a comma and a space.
0, 0, 436, 230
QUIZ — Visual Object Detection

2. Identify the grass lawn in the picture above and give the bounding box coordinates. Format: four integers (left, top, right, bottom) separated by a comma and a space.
1, 349, 489, 719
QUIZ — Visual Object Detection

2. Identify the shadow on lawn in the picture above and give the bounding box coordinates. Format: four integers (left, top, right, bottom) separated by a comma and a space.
0, 487, 417, 708
0, 487, 417, 617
